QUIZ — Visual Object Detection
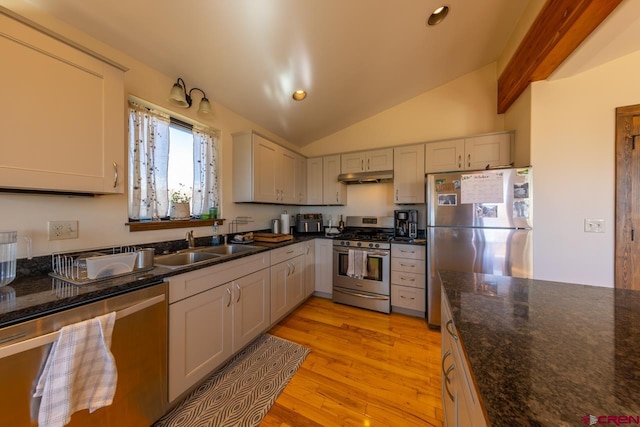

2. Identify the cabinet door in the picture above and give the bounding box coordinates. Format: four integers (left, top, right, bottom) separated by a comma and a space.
464, 133, 512, 170
287, 255, 305, 307
168, 285, 233, 402
393, 144, 425, 204
323, 155, 347, 205
0, 15, 124, 194
295, 154, 307, 204
279, 149, 297, 204
303, 241, 316, 297
367, 148, 394, 171
270, 261, 289, 323
341, 152, 366, 173
232, 269, 270, 351
307, 157, 324, 205
314, 239, 334, 295
252, 135, 279, 202
425, 139, 465, 173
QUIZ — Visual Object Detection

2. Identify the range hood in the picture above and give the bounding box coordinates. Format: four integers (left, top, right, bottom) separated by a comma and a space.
337, 170, 394, 184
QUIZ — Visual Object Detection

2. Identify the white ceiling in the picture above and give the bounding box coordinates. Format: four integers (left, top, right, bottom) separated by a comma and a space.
24, 0, 531, 146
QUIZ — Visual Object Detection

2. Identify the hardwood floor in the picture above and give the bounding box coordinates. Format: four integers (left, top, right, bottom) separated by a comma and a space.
261, 297, 444, 427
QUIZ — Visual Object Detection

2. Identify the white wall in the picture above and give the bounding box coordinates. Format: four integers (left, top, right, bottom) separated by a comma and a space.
527, 49, 640, 286
1, 0, 298, 258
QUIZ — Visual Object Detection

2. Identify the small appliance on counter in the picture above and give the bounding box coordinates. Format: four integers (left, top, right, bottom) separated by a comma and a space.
296, 213, 323, 233
394, 209, 418, 241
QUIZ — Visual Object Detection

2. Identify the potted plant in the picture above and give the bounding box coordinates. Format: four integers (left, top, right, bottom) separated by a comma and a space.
169, 184, 191, 220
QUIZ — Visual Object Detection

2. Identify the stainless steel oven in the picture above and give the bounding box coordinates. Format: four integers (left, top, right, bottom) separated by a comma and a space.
332, 216, 393, 313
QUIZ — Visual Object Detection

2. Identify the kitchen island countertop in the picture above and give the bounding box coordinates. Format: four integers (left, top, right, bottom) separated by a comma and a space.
440, 270, 640, 426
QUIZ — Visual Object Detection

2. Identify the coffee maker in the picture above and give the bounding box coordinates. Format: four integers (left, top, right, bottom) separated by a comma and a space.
394, 209, 418, 240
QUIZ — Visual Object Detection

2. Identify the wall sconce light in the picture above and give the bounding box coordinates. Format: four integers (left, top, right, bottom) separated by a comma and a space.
168, 77, 213, 116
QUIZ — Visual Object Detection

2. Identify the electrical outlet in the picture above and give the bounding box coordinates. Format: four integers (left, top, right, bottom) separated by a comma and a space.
48, 220, 79, 240
584, 219, 605, 233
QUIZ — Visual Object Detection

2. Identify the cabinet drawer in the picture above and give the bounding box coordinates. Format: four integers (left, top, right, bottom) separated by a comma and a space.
391, 257, 425, 274
391, 244, 425, 260
391, 285, 425, 311
168, 252, 269, 303
270, 243, 306, 265
391, 271, 425, 289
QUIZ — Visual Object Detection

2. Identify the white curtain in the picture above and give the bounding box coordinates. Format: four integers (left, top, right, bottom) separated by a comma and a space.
192, 126, 220, 216
128, 102, 170, 220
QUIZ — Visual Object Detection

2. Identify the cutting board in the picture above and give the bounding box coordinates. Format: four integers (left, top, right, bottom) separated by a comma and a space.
253, 232, 294, 243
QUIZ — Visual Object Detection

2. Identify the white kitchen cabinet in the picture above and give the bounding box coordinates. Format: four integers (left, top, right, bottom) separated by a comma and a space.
167, 253, 270, 402
314, 238, 334, 297
323, 154, 347, 205
0, 14, 126, 194
295, 154, 307, 204
303, 240, 316, 298
391, 244, 426, 315
306, 157, 324, 205
425, 132, 513, 173
441, 292, 487, 427
393, 144, 425, 204
168, 283, 232, 403
341, 148, 394, 173
232, 131, 300, 204
270, 243, 307, 323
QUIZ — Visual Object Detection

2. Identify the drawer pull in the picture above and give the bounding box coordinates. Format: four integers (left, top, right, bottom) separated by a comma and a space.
400, 295, 415, 300
400, 263, 415, 268
400, 276, 416, 282
445, 319, 458, 341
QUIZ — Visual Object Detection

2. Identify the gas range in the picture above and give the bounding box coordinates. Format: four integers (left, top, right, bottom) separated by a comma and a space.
332, 216, 394, 250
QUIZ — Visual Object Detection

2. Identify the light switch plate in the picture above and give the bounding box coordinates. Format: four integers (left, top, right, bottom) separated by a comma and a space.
584, 219, 605, 233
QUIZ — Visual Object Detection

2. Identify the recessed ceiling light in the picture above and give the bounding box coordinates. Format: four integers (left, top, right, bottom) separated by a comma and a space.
427, 5, 449, 26
292, 90, 307, 101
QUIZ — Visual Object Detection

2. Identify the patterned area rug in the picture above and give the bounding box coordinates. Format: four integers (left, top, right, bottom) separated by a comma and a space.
154, 334, 310, 427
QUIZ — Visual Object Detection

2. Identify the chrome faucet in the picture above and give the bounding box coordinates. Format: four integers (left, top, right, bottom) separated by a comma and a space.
186, 230, 195, 248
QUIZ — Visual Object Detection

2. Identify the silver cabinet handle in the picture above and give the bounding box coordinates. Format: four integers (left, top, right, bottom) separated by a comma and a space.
458, 155, 462, 169
395, 189, 399, 201
226, 287, 232, 307
400, 249, 415, 254
336, 191, 339, 202
367, 158, 370, 170
286, 249, 295, 254
235, 282, 241, 303
445, 319, 458, 341
113, 162, 118, 188
467, 153, 471, 168
400, 276, 416, 282
399, 263, 416, 268
400, 295, 415, 300
361, 159, 364, 171
441, 350, 455, 401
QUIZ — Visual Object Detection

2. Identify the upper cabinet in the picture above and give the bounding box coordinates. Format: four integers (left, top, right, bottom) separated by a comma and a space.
306, 157, 324, 205
425, 132, 513, 173
233, 131, 301, 204
393, 144, 425, 204
341, 148, 394, 173
0, 14, 126, 194
323, 155, 347, 205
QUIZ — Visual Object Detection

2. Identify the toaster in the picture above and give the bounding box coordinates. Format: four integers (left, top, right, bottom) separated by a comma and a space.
296, 213, 323, 233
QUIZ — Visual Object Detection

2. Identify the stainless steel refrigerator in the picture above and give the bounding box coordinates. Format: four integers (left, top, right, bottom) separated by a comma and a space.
426, 167, 533, 328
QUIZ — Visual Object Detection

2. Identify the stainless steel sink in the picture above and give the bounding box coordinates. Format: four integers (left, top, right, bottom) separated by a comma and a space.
195, 244, 257, 255
154, 251, 221, 269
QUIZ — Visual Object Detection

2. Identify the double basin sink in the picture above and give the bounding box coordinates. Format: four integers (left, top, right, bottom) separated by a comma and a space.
154, 244, 259, 269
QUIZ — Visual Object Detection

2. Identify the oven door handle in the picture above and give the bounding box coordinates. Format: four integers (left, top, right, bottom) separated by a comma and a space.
334, 288, 390, 301
334, 249, 388, 257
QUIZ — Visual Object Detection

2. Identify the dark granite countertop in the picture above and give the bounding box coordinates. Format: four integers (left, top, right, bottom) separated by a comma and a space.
0, 235, 319, 329
440, 270, 640, 427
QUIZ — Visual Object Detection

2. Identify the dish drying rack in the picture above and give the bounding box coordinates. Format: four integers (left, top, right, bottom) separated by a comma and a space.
50, 245, 150, 285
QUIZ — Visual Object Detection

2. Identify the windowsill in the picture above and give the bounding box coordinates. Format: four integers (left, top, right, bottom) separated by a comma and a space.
126, 218, 225, 232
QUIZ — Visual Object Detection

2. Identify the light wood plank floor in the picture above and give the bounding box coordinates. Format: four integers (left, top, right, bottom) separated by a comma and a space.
261, 296, 444, 427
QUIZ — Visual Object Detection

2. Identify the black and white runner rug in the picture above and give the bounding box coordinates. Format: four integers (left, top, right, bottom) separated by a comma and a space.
154, 334, 310, 427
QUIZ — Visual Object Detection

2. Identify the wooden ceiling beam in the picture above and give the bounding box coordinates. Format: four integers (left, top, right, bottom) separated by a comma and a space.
497, 0, 623, 114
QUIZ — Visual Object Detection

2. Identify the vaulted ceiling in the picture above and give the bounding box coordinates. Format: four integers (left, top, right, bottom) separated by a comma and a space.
18, 0, 640, 146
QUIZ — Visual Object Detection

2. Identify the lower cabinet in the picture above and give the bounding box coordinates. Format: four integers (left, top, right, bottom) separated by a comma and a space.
441, 292, 486, 427
303, 240, 316, 298
167, 254, 270, 403
314, 238, 333, 296
271, 245, 306, 324
391, 243, 426, 316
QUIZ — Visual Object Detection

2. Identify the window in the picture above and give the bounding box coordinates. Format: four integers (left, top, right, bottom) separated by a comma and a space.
128, 101, 219, 221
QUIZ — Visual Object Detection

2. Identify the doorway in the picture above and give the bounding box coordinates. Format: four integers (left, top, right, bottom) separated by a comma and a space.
615, 104, 640, 290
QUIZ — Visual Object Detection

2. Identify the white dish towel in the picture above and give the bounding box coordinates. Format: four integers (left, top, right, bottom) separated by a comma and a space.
34, 312, 118, 427
346, 249, 369, 279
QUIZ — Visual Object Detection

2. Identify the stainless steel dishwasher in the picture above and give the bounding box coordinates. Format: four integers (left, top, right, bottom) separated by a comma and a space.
0, 283, 168, 426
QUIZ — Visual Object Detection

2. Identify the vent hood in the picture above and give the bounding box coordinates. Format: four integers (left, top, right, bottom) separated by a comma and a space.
337, 170, 393, 184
